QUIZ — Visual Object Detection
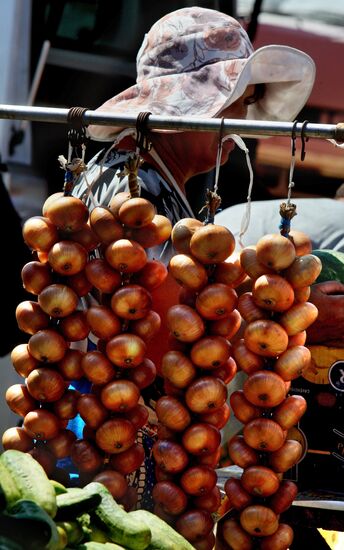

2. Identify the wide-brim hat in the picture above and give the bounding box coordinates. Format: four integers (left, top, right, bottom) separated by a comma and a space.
88, 6, 316, 142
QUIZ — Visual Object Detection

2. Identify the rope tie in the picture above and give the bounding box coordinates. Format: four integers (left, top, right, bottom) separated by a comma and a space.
279, 120, 298, 236
221, 134, 254, 248
67, 106, 89, 149
201, 118, 225, 225
62, 107, 90, 195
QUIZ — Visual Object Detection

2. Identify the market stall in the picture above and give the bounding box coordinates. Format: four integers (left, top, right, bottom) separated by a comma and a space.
0, 105, 343, 549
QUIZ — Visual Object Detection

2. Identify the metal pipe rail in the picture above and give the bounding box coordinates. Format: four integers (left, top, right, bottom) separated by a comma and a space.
0, 104, 344, 141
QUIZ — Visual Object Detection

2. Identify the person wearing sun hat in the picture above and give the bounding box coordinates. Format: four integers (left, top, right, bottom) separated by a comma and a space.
69, 6, 316, 508
88, 7, 315, 140
74, 5, 316, 210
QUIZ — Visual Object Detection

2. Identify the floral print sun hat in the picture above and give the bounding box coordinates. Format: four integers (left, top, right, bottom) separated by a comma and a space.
88, 6, 316, 141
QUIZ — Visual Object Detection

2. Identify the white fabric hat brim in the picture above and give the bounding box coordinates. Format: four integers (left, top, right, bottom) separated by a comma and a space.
88, 44, 315, 142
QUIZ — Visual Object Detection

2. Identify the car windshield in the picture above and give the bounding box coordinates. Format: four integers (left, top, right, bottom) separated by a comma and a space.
237, 0, 344, 26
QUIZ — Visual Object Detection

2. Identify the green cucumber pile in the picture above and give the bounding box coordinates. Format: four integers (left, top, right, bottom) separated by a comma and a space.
0, 450, 194, 550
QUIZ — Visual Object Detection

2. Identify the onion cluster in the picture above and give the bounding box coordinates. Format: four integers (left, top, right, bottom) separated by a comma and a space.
4, 190, 172, 508
151, 218, 246, 549
218, 232, 322, 550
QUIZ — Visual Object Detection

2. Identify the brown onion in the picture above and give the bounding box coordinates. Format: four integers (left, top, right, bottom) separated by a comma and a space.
152, 481, 188, 516
155, 396, 191, 431
239, 504, 279, 537
93, 470, 128, 500
185, 376, 227, 414
180, 465, 217, 496
152, 439, 189, 474
95, 418, 136, 454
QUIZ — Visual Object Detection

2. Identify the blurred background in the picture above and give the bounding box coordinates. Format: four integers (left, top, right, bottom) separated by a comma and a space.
1, 0, 344, 221
1, 0, 344, 436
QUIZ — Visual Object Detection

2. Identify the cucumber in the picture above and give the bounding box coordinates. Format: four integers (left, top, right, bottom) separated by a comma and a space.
56, 520, 84, 545
0, 450, 57, 518
84, 482, 151, 550
55, 487, 102, 521
89, 525, 112, 542
130, 510, 195, 550
50, 480, 68, 495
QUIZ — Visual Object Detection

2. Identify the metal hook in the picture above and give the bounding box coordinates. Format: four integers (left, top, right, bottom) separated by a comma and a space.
213, 117, 226, 196
291, 119, 298, 157
218, 116, 226, 146
135, 111, 152, 153
66, 106, 89, 148
300, 120, 309, 161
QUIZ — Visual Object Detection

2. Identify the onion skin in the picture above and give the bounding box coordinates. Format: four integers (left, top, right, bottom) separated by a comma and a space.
109, 443, 145, 475
193, 485, 221, 513
93, 470, 128, 500
21, 261, 53, 295
26, 367, 66, 402
70, 438, 103, 473
118, 197, 156, 228
180, 465, 217, 497
22, 216, 59, 252
171, 218, 203, 254
260, 523, 294, 550
185, 376, 228, 415
278, 301, 318, 336
168, 254, 208, 292
189, 224, 235, 264
221, 517, 254, 550
241, 465, 280, 497
244, 319, 289, 358
23, 409, 61, 441
95, 418, 136, 454
230, 390, 261, 424
199, 402, 231, 430
152, 439, 189, 474
252, 274, 295, 312
240, 504, 279, 537
48, 240, 88, 275
269, 480, 298, 514
166, 304, 205, 342
256, 233, 296, 271
152, 481, 188, 516
161, 350, 196, 388
227, 435, 259, 469
2, 427, 35, 452
243, 418, 285, 452
126, 358, 157, 389
155, 396, 191, 432
268, 439, 303, 473
46, 429, 77, 459
182, 423, 221, 456
243, 370, 286, 408
38, 284, 79, 318
175, 508, 214, 542
195, 283, 238, 320
44, 195, 89, 232
272, 394, 307, 430
224, 478, 253, 511
284, 253, 322, 288
190, 335, 232, 370
5, 384, 37, 417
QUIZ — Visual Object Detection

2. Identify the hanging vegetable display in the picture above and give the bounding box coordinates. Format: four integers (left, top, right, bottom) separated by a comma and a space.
217, 203, 323, 550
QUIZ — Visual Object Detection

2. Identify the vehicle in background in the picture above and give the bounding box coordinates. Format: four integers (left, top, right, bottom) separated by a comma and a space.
237, 0, 344, 199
